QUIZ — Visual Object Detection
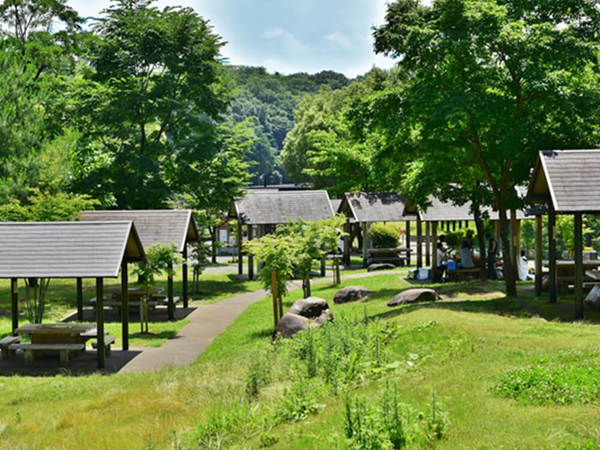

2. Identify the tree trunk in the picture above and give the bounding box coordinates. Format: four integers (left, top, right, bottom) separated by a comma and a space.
210, 226, 217, 264
303, 276, 311, 298
473, 207, 487, 281
497, 191, 516, 296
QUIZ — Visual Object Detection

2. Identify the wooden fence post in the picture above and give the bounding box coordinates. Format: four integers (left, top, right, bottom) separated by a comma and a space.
271, 270, 279, 328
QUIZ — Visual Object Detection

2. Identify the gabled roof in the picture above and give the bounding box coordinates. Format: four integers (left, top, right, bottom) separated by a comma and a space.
330, 199, 342, 214
527, 149, 600, 213
80, 210, 198, 253
0, 221, 145, 279
231, 191, 334, 225
339, 193, 414, 223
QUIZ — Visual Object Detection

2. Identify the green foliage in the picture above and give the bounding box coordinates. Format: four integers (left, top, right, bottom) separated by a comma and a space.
369, 223, 400, 249
275, 381, 324, 423
245, 358, 270, 399
226, 66, 349, 184
0, 189, 98, 221
23, 278, 51, 324
71, 0, 229, 208
245, 234, 296, 299
134, 243, 183, 294
443, 229, 476, 250
494, 364, 600, 405
190, 243, 211, 293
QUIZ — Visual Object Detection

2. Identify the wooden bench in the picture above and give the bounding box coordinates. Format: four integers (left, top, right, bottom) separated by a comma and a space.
448, 268, 480, 281
9, 343, 85, 363
0, 336, 20, 359
91, 336, 116, 356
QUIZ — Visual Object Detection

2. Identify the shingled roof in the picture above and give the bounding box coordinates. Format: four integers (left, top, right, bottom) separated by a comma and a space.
232, 191, 335, 225
528, 149, 600, 213
80, 210, 198, 253
339, 193, 413, 223
408, 196, 532, 222
330, 199, 342, 214
0, 222, 144, 279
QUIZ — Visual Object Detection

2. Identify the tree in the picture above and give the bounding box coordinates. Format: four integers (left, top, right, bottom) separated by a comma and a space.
71, 0, 230, 208
373, 0, 600, 295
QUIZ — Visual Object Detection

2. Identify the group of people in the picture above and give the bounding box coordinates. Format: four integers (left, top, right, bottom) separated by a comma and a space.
436, 232, 499, 281
436, 232, 530, 282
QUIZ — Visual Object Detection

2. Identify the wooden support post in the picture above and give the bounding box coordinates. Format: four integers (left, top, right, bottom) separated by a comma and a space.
167, 265, 174, 321
362, 222, 369, 268
416, 216, 423, 268
121, 259, 129, 351
247, 225, 254, 280
430, 222, 438, 281
335, 257, 341, 285
574, 213, 584, 320
534, 215, 543, 296
76, 277, 83, 322
446, 221, 450, 232
495, 220, 501, 251
548, 205, 557, 303
182, 243, 189, 308
452, 221, 456, 231
405, 220, 411, 266
237, 222, 243, 275
320, 256, 326, 277
96, 277, 105, 369
271, 270, 279, 328
11, 278, 18, 336
343, 221, 351, 266
510, 211, 519, 280
425, 221, 431, 266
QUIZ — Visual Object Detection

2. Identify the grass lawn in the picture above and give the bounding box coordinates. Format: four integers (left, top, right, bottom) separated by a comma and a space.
1, 273, 600, 448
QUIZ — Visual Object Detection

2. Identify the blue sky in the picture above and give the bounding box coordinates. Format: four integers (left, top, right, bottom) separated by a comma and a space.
67, 0, 395, 78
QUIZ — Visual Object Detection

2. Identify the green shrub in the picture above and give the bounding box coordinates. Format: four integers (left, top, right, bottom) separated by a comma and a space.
443, 229, 476, 249
493, 364, 600, 405
369, 223, 400, 249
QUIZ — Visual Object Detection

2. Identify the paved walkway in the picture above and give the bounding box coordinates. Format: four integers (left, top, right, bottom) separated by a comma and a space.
119, 270, 401, 373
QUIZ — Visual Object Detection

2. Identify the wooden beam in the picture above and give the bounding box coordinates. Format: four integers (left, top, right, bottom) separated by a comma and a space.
416, 216, 423, 268
121, 259, 129, 351
534, 215, 543, 296
405, 221, 411, 266
96, 277, 105, 369
548, 205, 557, 303
362, 222, 369, 268
76, 277, 83, 322
167, 265, 174, 321
247, 225, 254, 280
11, 278, 18, 336
237, 222, 243, 275
430, 221, 438, 281
574, 213, 584, 320
182, 243, 189, 308
425, 221, 431, 266
343, 221, 351, 266
452, 221, 456, 231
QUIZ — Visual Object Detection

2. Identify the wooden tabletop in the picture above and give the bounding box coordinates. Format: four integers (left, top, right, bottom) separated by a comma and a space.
15, 323, 95, 335
104, 286, 164, 295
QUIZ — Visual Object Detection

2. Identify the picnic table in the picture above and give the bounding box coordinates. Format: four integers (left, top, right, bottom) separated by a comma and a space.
368, 247, 412, 266
11, 323, 105, 362
543, 260, 600, 292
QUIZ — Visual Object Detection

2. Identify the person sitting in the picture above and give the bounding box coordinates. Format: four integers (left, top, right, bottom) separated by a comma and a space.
517, 249, 531, 281
436, 242, 448, 281
459, 232, 475, 269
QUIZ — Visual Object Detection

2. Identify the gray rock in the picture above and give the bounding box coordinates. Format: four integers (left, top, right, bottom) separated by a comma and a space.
288, 297, 330, 318
388, 288, 441, 306
313, 309, 334, 326
367, 263, 396, 272
333, 286, 372, 304
585, 285, 600, 310
274, 313, 309, 338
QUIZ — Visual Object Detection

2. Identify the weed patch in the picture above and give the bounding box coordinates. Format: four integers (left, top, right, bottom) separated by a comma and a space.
494, 364, 600, 405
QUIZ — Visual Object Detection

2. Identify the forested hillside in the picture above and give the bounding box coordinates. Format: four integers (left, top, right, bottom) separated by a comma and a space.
225, 66, 349, 184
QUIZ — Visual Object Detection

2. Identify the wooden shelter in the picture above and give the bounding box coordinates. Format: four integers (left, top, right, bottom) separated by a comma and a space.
0, 221, 145, 368
230, 190, 335, 277
338, 193, 416, 267
80, 210, 199, 319
527, 149, 600, 319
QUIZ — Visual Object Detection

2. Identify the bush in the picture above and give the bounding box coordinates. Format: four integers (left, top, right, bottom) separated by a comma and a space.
369, 223, 400, 249
444, 229, 476, 250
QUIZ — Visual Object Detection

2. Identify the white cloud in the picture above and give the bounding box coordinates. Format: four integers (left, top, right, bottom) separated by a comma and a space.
325, 31, 353, 50
261, 28, 308, 54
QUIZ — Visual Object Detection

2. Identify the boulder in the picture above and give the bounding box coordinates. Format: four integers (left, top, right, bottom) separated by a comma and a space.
387, 288, 441, 307
274, 313, 309, 338
368, 263, 396, 272
585, 285, 600, 310
313, 309, 334, 326
333, 286, 372, 304
288, 297, 330, 318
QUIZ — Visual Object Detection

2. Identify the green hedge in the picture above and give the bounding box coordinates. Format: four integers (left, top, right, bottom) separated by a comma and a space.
369, 223, 400, 248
